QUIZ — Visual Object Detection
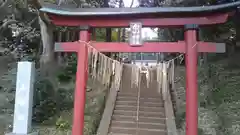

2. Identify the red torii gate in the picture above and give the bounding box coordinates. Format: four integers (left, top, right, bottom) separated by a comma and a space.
40, 2, 240, 135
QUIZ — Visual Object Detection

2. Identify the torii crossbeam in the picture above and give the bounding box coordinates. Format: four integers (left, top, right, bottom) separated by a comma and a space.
40, 2, 240, 135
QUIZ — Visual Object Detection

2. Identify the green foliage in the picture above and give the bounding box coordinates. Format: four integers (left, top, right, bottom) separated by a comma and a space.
33, 77, 57, 123
84, 91, 107, 135
94, 28, 119, 41
57, 88, 74, 111
111, 29, 119, 41
95, 28, 107, 41
218, 21, 235, 34
56, 53, 78, 83
57, 73, 72, 82
198, 128, 204, 135
175, 111, 186, 128
64, 53, 77, 75
196, 55, 240, 135
1, 67, 17, 91
55, 116, 71, 131
210, 62, 240, 105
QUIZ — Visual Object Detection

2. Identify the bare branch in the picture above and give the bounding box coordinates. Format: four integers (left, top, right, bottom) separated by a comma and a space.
28, 16, 38, 26
29, 0, 52, 25
0, 19, 17, 30
0, 0, 13, 9
130, 0, 134, 7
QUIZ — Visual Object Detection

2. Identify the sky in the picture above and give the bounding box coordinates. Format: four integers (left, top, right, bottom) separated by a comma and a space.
122, 0, 158, 39
123, 0, 139, 7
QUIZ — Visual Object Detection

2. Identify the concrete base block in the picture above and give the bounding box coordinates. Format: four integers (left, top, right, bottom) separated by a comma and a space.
5, 131, 39, 135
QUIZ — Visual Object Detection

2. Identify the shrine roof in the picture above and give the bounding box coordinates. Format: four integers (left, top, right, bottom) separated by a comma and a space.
40, 1, 240, 17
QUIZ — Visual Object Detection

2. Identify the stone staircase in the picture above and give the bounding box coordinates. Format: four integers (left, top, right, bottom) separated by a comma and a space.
108, 91, 167, 135
108, 65, 167, 135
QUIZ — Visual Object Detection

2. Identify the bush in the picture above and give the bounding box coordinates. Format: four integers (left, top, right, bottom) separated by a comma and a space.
55, 116, 71, 131
57, 88, 74, 111
64, 54, 77, 76
33, 77, 57, 123
57, 73, 72, 83
32, 54, 77, 123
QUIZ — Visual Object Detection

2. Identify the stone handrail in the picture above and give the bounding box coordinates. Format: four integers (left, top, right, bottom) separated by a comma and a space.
96, 63, 123, 135
158, 62, 178, 135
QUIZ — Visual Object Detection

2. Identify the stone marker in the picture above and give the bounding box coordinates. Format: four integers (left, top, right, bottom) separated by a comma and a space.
6, 61, 38, 135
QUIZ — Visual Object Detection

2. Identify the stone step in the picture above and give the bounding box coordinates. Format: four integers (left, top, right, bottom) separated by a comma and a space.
115, 100, 164, 107
113, 110, 165, 118
111, 120, 166, 130
111, 115, 166, 124
116, 96, 162, 103
117, 92, 162, 98
115, 105, 164, 112
109, 127, 167, 135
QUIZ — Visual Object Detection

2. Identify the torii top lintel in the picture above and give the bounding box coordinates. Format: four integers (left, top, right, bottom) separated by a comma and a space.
40, 1, 240, 27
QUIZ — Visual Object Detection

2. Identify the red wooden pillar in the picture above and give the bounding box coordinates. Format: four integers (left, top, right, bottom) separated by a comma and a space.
72, 26, 90, 135
184, 24, 198, 135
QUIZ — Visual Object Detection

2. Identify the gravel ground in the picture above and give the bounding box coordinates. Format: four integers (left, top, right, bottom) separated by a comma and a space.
0, 56, 16, 134
175, 54, 240, 135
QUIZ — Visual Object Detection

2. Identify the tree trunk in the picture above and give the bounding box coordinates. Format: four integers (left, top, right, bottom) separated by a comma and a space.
39, 16, 55, 72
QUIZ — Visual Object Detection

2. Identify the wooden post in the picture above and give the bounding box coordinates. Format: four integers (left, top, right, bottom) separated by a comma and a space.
72, 26, 90, 135
162, 63, 167, 101
184, 24, 198, 135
